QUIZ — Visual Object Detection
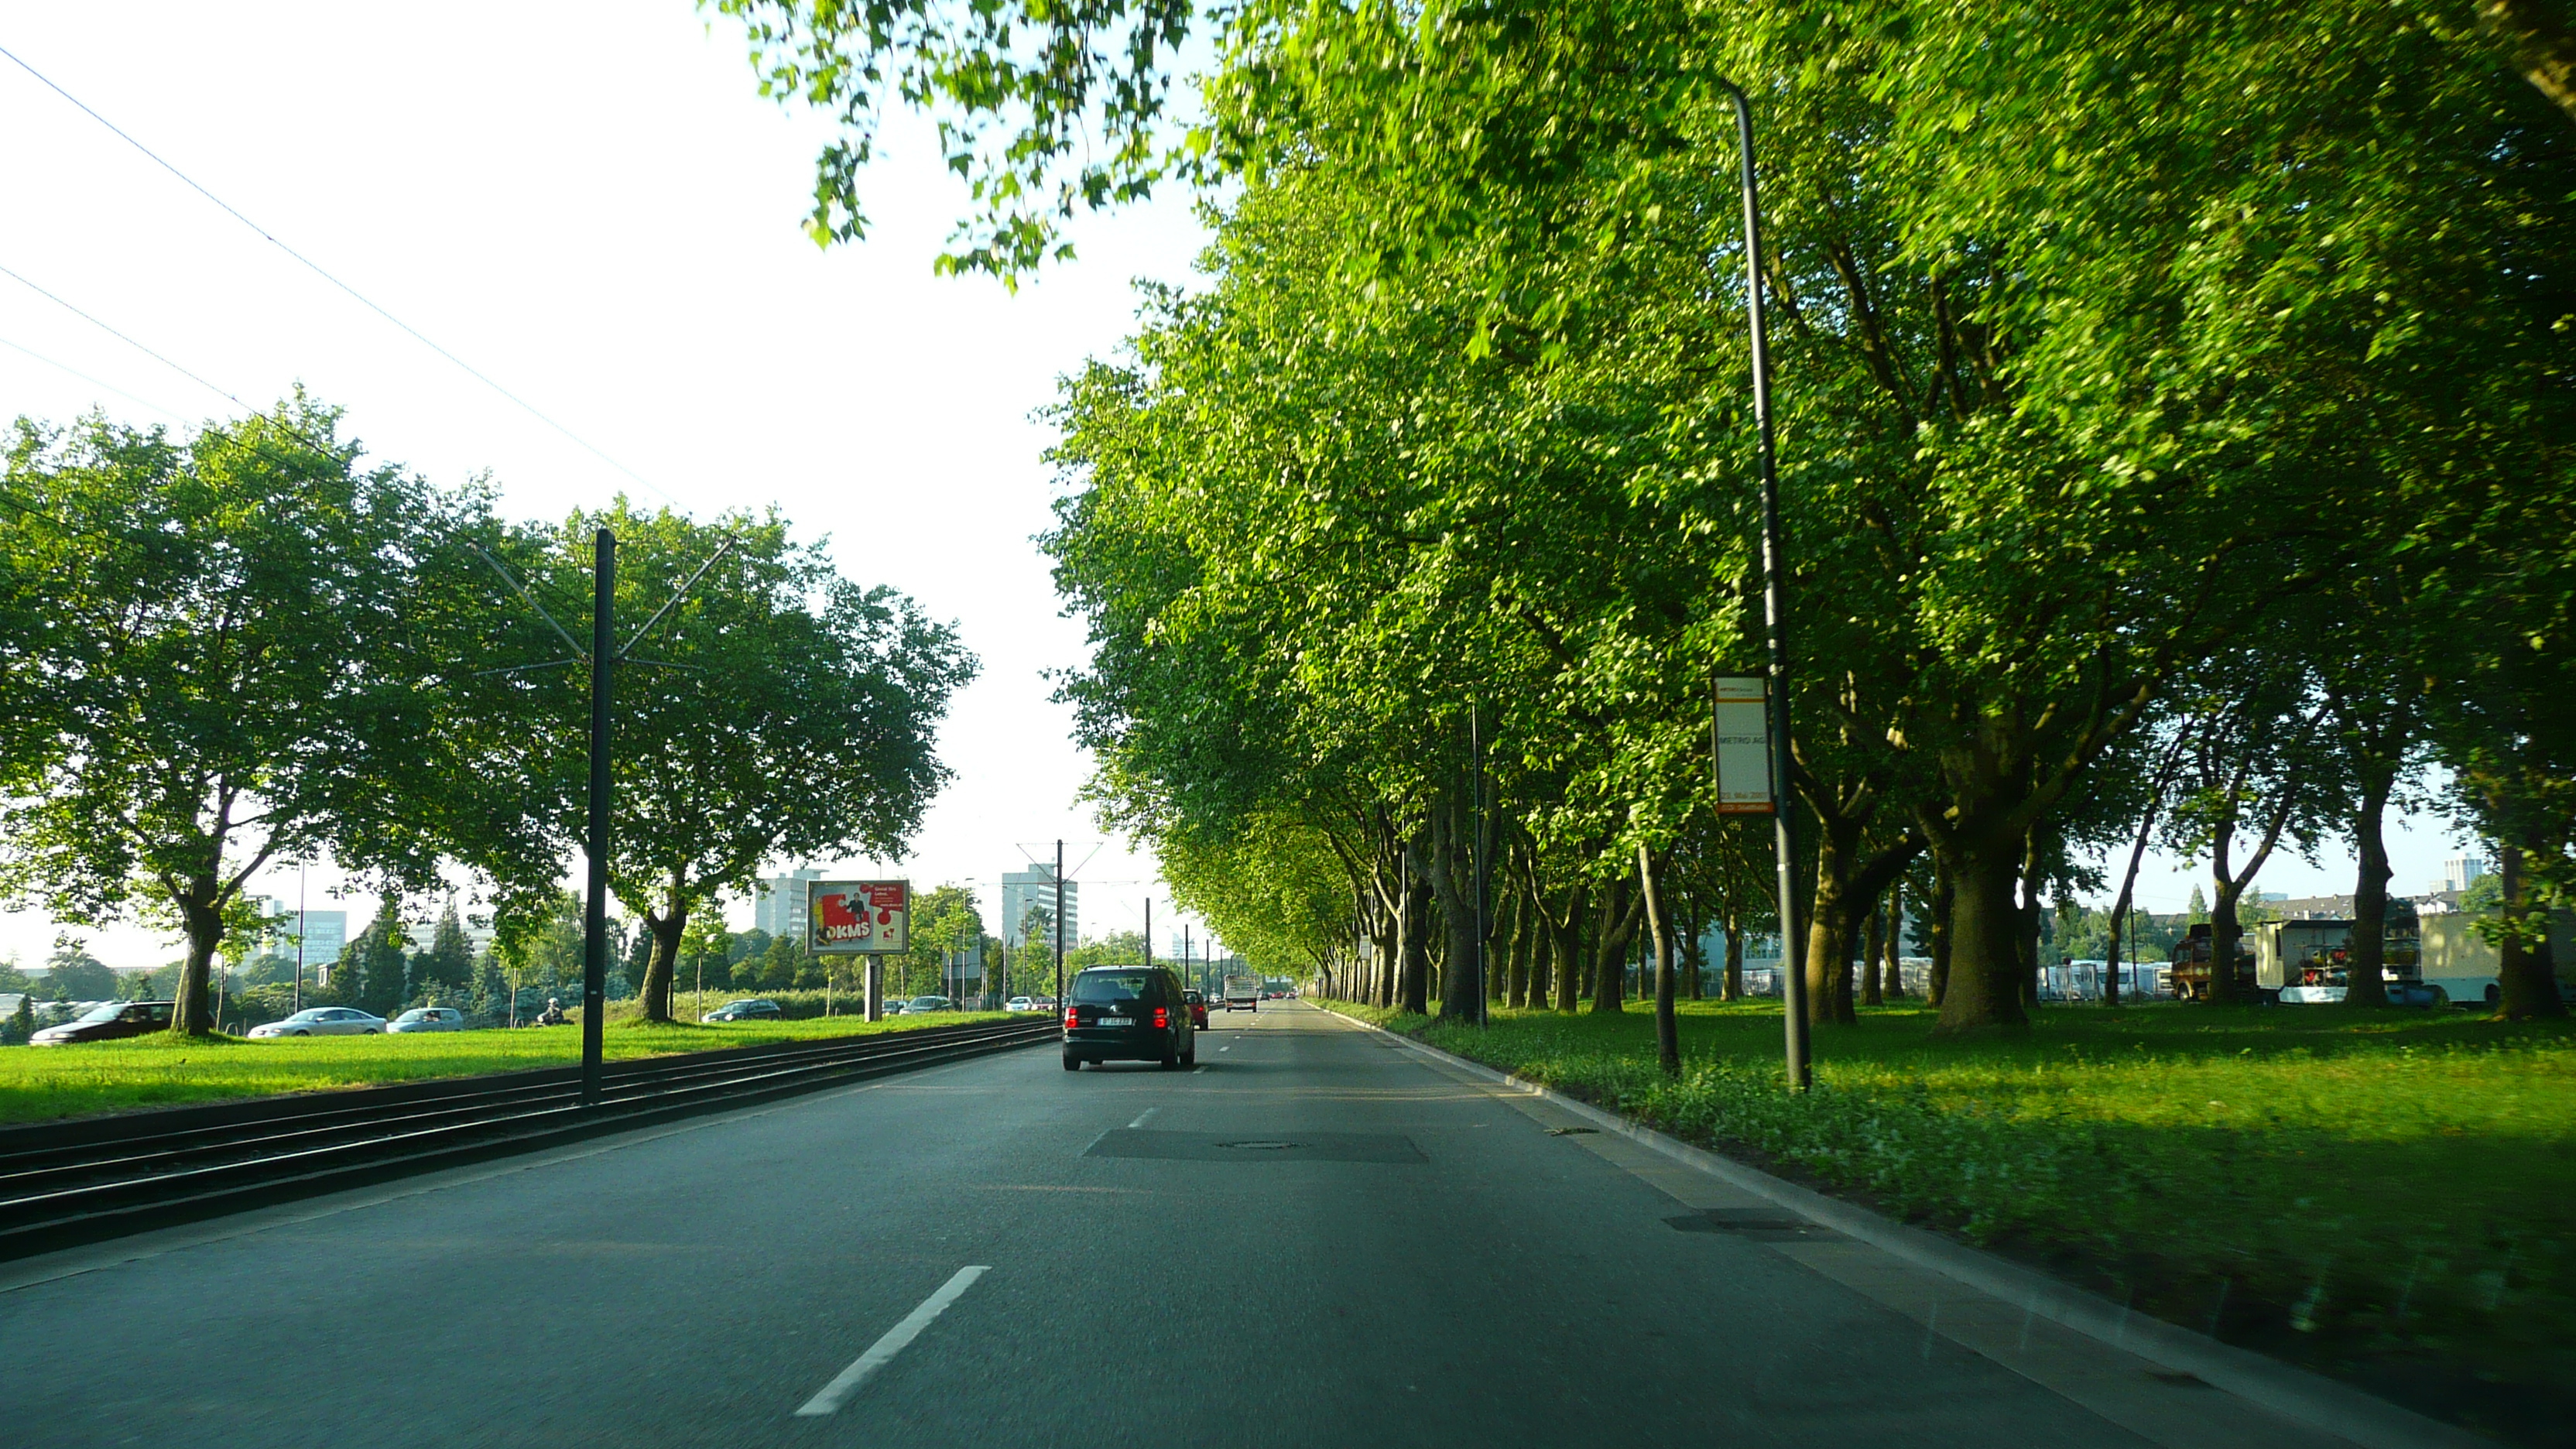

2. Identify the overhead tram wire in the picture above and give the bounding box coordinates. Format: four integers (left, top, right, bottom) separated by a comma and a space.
0, 332, 190, 422
0, 42, 678, 509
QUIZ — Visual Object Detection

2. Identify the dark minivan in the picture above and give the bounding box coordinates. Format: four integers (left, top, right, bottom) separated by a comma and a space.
1063, 965, 1194, 1070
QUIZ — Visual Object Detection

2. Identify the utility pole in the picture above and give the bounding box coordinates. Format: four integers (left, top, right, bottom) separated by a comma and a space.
581, 527, 614, 1106
1053, 839, 1066, 1009
1144, 897, 1153, 974
1717, 80, 1808, 1091
471, 527, 735, 1107
292, 862, 307, 1015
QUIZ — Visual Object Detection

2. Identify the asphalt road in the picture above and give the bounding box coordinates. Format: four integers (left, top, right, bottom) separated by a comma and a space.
1, 1002, 2368, 1448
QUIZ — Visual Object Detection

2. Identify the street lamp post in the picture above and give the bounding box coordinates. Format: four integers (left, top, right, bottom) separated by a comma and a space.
1716, 80, 1809, 1091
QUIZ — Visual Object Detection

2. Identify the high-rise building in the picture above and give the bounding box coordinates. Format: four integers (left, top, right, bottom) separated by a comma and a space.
753, 868, 827, 945
1001, 867, 1077, 951
258, 899, 347, 977
2443, 855, 2490, 894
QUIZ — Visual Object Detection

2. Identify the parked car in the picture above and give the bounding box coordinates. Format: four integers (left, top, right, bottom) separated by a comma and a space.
1006, 995, 1036, 1012
1184, 989, 1209, 1029
388, 1007, 467, 1033
248, 1007, 387, 1038
701, 999, 782, 1023
904, 995, 955, 1014
30, 999, 175, 1045
1063, 964, 1194, 1070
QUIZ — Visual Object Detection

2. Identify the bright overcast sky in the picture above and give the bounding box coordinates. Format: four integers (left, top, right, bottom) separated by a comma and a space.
0, 3, 2472, 971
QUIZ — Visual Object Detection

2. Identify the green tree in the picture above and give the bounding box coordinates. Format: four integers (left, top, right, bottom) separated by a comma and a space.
343, 903, 410, 1019
0, 400, 485, 1034
482, 503, 975, 1022
2, 992, 33, 1044
42, 947, 116, 1001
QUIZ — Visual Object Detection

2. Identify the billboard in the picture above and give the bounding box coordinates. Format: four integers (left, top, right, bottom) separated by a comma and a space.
807, 880, 911, 954
1711, 676, 1775, 815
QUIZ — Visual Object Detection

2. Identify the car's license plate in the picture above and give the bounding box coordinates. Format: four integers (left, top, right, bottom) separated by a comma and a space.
1099, 1016, 1132, 1027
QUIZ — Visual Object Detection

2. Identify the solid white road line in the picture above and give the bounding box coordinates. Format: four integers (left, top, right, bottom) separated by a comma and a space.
1128, 1107, 1160, 1129
793, 1266, 989, 1417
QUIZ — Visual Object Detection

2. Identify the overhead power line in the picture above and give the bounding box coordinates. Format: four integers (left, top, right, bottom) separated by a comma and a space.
0, 42, 676, 507
0, 331, 188, 421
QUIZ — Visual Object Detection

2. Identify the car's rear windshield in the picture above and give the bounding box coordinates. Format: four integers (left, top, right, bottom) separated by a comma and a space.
1073, 971, 1159, 1005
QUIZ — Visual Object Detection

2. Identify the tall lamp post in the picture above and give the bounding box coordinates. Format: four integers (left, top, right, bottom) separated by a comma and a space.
1717, 80, 1810, 1091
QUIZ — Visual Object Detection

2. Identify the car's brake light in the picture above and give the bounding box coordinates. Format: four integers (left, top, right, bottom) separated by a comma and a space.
1064, 1008, 1079, 1029
1153, 1006, 1168, 1029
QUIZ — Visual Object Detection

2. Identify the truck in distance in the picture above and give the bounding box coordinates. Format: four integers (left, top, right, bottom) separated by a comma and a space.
1223, 975, 1262, 1012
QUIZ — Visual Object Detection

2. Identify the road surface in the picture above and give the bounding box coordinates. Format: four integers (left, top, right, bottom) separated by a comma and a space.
1, 1002, 2365, 1447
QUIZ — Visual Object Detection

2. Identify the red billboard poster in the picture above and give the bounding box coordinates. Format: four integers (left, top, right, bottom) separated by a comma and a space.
807, 879, 911, 954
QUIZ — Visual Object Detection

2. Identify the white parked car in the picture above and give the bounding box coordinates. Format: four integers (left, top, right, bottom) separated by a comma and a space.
249, 1007, 387, 1038
1006, 996, 1036, 1012
388, 1007, 466, 1033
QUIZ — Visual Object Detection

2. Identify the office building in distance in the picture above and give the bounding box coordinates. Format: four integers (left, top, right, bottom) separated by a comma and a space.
1001, 867, 1077, 951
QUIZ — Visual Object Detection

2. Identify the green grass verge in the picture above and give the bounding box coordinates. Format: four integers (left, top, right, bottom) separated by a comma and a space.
1315, 995, 2574, 1440
0, 1011, 1011, 1125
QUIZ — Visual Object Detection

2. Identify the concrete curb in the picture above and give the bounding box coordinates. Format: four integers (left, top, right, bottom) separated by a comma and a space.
1316, 1004, 2487, 1449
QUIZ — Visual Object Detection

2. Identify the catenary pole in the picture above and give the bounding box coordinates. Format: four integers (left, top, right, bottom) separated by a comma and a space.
1054, 840, 1066, 1009
1717, 80, 1809, 1091
581, 527, 615, 1105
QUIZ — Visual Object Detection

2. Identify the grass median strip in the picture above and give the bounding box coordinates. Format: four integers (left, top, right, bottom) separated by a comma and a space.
1317, 995, 2574, 1444
0, 1012, 1014, 1126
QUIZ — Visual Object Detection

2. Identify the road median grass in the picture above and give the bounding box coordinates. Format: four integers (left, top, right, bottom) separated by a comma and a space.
1316, 995, 2572, 1444
0, 1011, 1012, 1127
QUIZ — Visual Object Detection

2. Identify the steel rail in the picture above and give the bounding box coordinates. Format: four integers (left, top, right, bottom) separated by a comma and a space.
0, 1017, 1056, 1258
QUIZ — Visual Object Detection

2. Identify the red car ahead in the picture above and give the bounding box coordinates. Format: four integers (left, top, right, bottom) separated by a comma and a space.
1184, 989, 1210, 1029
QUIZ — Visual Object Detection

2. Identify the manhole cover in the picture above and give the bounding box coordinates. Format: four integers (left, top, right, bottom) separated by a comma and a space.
1218, 1140, 1297, 1151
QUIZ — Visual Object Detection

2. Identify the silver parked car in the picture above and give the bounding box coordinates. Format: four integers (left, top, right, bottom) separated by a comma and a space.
248, 1007, 387, 1038
388, 1007, 466, 1033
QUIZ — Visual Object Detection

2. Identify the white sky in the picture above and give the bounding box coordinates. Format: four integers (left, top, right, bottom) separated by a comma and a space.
0, 2, 1213, 967
0, 3, 2470, 970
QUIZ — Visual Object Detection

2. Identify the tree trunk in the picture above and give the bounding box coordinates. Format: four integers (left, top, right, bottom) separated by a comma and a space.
170, 880, 225, 1036
2493, 841, 2570, 1019
1399, 835, 1432, 1016
639, 878, 687, 1023
1434, 796, 1480, 1023
1553, 882, 1586, 1012
1927, 858, 1954, 1008
1589, 874, 1639, 1013
1861, 899, 1886, 1006
2207, 817, 2249, 1006
1722, 914, 1745, 1001
1931, 831, 2030, 1032
2019, 841, 2045, 1010
2343, 767, 2396, 1009
1881, 884, 1905, 1000
1639, 845, 1680, 1076
1804, 825, 1862, 1027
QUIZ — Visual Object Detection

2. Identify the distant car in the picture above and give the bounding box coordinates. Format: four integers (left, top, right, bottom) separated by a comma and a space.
1063, 964, 1194, 1071
701, 999, 782, 1023
30, 999, 174, 1045
248, 1007, 386, 1038
904, 995, 955, 1014
1006, 995, 1036, 1012
388, 1007, 466, 1033
1184, 989, 1209, 1029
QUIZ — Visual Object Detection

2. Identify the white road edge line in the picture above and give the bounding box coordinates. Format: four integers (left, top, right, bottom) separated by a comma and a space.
1128, 1107, 1160, 1129
794, 1265, 989, 1417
